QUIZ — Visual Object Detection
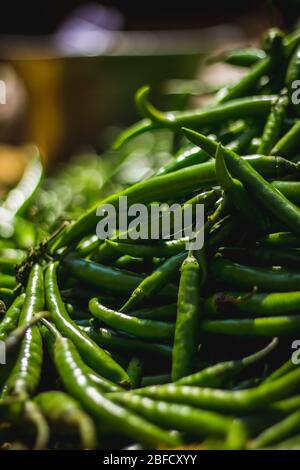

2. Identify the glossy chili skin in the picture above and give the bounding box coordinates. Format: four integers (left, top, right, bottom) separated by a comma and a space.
205, 290, 300, 317
222, 48, 267, 67
63, 256, 143, 294
251, 409, 300, 449
258, 93, 288, 155
63, 257, 177, 301
96, 189, 222, 263
172, 253, 201, 381
0, 294, 25, 341
183, 129, 300, 239
210, 256, 300, 292
137, 86, 277, 128
127, 303, 177, 321
201, 315, 300, 337
41, 324, 121, 394
33, 391, 97, 449
53, 335, 180, 448
110, 392, 246, 446
45, 262, 130, 385
271, 120, 300, 157
271, 181, 300, 206
141, 373, 171, 387
132, 365, 300, 414
120, 252, 186, 312
89, 299, 175, 341
51, 153, 297, 251
177, 339, 277, 387
81, 325, 173, 360
2, 149, 43, 217
264, 359, 297, 383
218, 57, 272, 103
215, 144, 267, 233
259, 231, 300, 248
2, 264, 44, 399
0, 274, 17, 289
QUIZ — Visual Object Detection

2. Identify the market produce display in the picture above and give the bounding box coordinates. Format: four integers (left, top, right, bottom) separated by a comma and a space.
2, 25, 300, 450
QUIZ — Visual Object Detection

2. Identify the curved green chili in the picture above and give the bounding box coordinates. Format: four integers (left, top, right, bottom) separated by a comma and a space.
136, 86, 276, 128
0, 294, 25, 341
177, 338, 278, 387
258, 92, 288, 155
53, 335, 180, 447
45, 262, 130, 385
210, 256, 300, 291
183, 129, 300, 239
89, 299, 174, 341
2, 264, 44, 399
133, 365, 300, 413
120, 252, 186, 312
51, 153, 297, 251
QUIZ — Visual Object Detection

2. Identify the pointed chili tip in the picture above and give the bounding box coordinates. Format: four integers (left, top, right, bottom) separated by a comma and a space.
181, 127, 208, 149
135, 84, 151, 108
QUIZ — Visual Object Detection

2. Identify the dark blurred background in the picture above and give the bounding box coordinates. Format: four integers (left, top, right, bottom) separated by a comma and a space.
0, 0, 299, 179
1, 0, 299, 34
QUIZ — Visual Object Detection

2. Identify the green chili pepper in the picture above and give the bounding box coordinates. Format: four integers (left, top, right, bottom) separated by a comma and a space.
264, 359, 297, 383
258, 92, 288, 155
136, 86, 276, 128
127, 303, 177, 321
2, 264, 44, 400
132, 365, 300, 413
215, 144, 267, 232
183, 129, 300, 239
251, 409, 300, 449
110, 392, 247, 448
222, 48, 267, 67
120, 252, 186, 312
113, 118, 159, 150
41, 321, 121, 393
201, 315, 300, 337
0, 274, 17, 289
63, 257, 177, 301
2, 149, 43, 217
177, 338, 278, 387
89, 299, 174, 341
210, 256, 300, 291
51, 153, 297, 251
220, 246, 300, 269
271, 120, 300, 157
271, 181, 300, 206
206, 288, 300, 318
156, 145, 211, 176
45, 262, 130, 385
52, 334, 181, 447
0, 294, 25, 341
172, 252, 201, 381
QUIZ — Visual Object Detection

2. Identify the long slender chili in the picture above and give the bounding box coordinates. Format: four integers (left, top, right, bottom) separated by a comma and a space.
45, 262, 130, 385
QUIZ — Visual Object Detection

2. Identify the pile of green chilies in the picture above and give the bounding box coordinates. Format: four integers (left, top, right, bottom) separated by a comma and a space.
3, 26, 300, 450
